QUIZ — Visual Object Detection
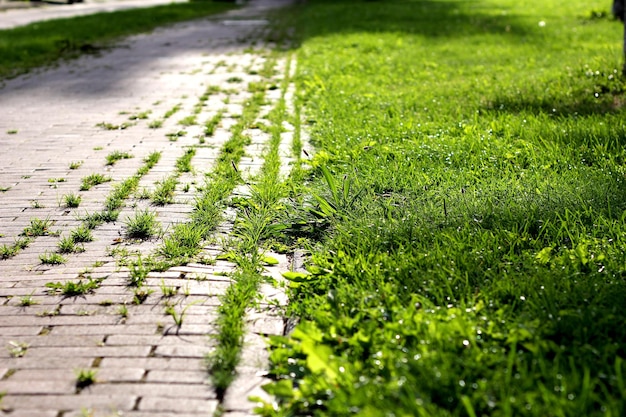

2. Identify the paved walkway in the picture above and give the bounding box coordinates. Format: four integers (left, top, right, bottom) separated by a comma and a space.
0, 1, 300, 415
0, 0, 191, 30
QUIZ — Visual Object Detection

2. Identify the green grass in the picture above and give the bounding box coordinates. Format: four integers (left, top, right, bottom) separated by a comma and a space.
148, 119, 164, 129
124, 209, 160, 239
70, 225, 93, 243
0, 237, 30, 259
63, 192, 82, 208
0, 1, 237, 80
75, 369, 97, 391
151, 176, 178, 205
204, 109, 225, 136
80, 173, 111, 191
158, 222, 205, 260
39, 252, 67, 265
163, 103, 182, 119
206, 52, 285, 400
46, 277, 102, 296
22, 218, 53, 237
19, 293, 38, 307
178, 115, 197, 126
128, 255, 150, 287
176, 148, 196, 173
105, 150, 133, 166
258, 0, 626, 416
58, 236, 81, 254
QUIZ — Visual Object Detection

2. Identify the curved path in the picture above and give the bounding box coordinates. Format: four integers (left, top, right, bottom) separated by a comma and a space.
0, 1, 299, 416
0, 0, 189, 30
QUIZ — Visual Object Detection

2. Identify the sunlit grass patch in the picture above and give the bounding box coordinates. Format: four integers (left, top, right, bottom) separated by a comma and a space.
259, 0, 626, 416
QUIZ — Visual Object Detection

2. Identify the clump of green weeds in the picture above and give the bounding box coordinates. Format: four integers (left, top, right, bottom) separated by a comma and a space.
71, 225, 94, 243
22, 218, 53, 237
124, 209, 160, 239
19, 292, 38, 307
0, 237, 30, 259
151, 176, 178, 205
96, 121, 133, 130
159, 280, 178, 298
63, 193, 82, 208
46, 277, 102, 296
166, 130, 187, 141
105, 150, 133, 166
7, 341, 29, 358
204, 110, 225, 136
58, 236, 82, 254
39, 252, 67, 265
142, 151, 161, 169
128, 255, 150, 287
75, 369, 97, 391
158, 223, 205, 260
80, 173, 111, 191
163, 104, 181, 119
128, 110, 151, 120
133, 287, 153, 305
176, 148, 196, 173
148, 119, 164, 129
178, 115, 197, 126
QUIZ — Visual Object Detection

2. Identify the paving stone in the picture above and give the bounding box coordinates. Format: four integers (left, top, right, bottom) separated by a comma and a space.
1, 394, 137, 411
0, 357, 93, 370
105, 413, 206, 417
0, 334, 104, 348
246, 314, 284, 336
138, 396, 218, 414
0, 379, 75, 395
98, 357, 204, 371
153, 344, 210, 358
88, 382, 214, 399
24, 345, 151, 358
104, 334, 209, 346
6, 368, 75, 382
0, 411, 59, 417
145, 369, 207, 384
50, 324, 160, 336
222, 373, 271, 412
94, 367, 146, 383
0, 326, 44, 336
238, 332, 270, 370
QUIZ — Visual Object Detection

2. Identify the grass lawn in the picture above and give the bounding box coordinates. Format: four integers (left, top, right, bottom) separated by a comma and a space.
0, 0, 236, 79
258, 0, 626, 415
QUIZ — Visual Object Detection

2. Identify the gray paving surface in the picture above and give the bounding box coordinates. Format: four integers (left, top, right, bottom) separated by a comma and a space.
0, 0, 191, 30
0, 1, 299, 415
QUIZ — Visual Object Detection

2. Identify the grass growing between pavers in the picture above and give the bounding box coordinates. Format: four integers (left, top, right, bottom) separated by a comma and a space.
256, 0, 626, 416
39, 151, 163, 263
207, 53, 295, 404
0, 0, 238, 80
